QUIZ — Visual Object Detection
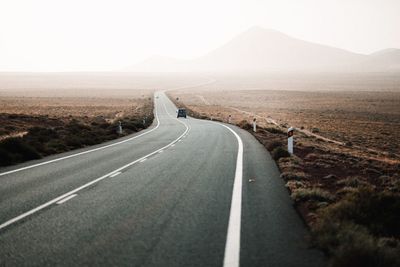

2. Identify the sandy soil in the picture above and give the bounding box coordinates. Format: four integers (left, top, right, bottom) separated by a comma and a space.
170, 88, 400, 159
168, 72, 400, 228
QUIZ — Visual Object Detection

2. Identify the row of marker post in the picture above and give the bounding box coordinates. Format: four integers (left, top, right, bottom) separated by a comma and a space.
229, 115, 294, 156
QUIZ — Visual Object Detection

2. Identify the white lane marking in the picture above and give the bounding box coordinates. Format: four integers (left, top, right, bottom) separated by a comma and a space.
220, 124, 244, 267
158, 150, 163, 154
0, 93, 190, 231
0, 95, 161, 177
109, 172, 121, 178
164, 92, 243, 265
139, 158, 147, 163
56, 194, 77, 205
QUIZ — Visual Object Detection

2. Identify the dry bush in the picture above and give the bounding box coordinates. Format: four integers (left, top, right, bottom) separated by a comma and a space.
265, 127, 285, 135
0, 137, 41, 166
0, 102, 154, 167
336, 176, 369, 188
280, 171, 308, 181
272, 146, 290, 160
291, 187, 335, 203
267, 140, 282, 151
285, 180, 307, 192
237, 120, 252, 130
314, 187, 400, 267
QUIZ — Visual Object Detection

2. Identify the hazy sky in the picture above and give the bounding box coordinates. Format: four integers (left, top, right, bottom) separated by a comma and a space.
0, 0, 399, 71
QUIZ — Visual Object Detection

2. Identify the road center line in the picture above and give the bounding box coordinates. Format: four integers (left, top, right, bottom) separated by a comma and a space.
220, 124, 244, 267
56, 194, 77, 205
0, 94, 190, 231
109, 172, 121, 178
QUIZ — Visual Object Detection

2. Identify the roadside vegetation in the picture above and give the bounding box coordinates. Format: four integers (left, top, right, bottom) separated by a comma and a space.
0, 101, 154, 167
169, 94, 400, 267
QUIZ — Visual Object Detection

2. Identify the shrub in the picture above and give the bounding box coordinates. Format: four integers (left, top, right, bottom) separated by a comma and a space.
65, 135, 84, 148
272, 146, 290, 160
27, 127, 58, 143
121, 118, 145, 131
319, 222, 400, 267
265, 127, 285, 135
281, 171, 308, 181
291, 187, 335, 203
0, 137, 41, 166
0, 111, 154, 167
337, 176, 368, 188
237, 120, 252, 130
312, 127, 320, 133
313, 187, 400, 266
345, 141, 353, 147
267, 141, 282, 151
323, 188, 400, 237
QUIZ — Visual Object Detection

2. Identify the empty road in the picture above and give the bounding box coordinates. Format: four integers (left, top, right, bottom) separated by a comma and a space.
0, 92, 324, 266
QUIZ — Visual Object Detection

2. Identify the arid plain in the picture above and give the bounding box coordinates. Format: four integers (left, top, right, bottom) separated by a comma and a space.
169, 72, 400, 265
1, 72, 400, 265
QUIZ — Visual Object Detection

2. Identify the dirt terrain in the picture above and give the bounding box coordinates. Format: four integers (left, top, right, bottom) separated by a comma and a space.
170, 84, 400, 159
0, 91, 153, 138
0, 73, 164, 166
168, 72, 400, 266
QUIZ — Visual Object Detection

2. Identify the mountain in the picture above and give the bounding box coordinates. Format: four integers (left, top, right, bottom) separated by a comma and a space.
128, 27, 400, 72
361, 48, 400, 71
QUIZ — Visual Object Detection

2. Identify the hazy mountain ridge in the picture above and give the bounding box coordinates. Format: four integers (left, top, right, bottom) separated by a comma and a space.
361, 48, 400, 71
128, 27, 400, 72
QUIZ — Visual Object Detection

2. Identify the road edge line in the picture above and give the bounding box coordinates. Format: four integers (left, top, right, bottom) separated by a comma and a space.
219, 124, 244, 267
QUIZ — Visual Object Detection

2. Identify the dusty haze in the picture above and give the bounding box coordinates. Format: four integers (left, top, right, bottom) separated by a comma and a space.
0, 0, 399, 71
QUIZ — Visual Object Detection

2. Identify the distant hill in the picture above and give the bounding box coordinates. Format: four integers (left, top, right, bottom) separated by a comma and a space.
127, 27, 400, 72
360, 48, 400, 71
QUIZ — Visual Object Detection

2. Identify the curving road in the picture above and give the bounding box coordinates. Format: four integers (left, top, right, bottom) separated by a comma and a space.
0, 92, 324, 266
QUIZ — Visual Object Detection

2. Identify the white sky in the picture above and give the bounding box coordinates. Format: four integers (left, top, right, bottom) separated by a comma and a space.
0, 0, 399, 71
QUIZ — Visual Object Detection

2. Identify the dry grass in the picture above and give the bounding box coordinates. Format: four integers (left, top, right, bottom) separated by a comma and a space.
168, 72, 400, 266
0, 74, 161, 166
170, 89, 400, 158
0, 86, 154, 139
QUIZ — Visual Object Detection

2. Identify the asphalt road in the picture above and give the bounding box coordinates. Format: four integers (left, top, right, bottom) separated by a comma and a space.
0, 92, 325, 266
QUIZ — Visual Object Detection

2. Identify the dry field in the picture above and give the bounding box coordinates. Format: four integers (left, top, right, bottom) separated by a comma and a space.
170, 72, 400, 159
0, 72, 214, 139
0, 91, 153, 139
171, 89, 400, 157
0, 73, 175, 166
169, 73, 400, 266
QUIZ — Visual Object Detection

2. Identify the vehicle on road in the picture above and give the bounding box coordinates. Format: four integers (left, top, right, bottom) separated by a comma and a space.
177, 108, 187, 118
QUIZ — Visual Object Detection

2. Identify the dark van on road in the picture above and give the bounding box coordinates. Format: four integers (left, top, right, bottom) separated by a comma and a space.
177, 108, 187, 118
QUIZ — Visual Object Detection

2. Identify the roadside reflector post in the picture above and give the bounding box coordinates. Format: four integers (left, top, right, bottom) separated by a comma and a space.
228, 114, 232, 124
287, 127, 294, 155
118, 121, 123, 135
143, 116, 147, 126
253, 118, 257, 132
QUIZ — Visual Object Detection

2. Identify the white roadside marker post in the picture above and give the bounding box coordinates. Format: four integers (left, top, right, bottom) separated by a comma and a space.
253, 118, 256, 132
287, 127, 294, 155
228, 114, 232, 124
118, 121, 123, 135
